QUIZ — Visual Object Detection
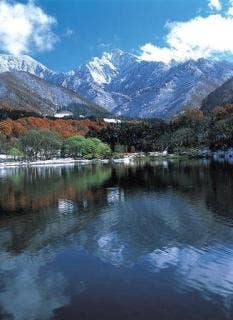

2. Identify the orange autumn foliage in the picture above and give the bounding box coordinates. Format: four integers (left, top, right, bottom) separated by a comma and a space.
0, 117, 106, 138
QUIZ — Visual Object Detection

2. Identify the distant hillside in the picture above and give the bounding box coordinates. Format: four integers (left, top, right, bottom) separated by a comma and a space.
0, 71, 110, 118
201, 77, 233, 112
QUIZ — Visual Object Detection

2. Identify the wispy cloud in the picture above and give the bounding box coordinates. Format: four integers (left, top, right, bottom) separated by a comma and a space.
65, 27, 75, 38
0, 0, 58, 55
140, 0, 233, 63
208, 0, 222, 11
94, 35, 120, 52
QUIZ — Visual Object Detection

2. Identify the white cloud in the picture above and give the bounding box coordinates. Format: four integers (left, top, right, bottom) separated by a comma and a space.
140, 2, 233, 64
208, 0, 222, 11
0, 0, 58, 55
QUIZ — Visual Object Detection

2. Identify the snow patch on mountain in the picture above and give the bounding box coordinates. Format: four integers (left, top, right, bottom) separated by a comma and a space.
87, 53, 117, 85
0, 54, 52, 78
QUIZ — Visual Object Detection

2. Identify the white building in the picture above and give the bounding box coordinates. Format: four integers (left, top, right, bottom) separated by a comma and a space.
103, 118, 121, 124
54, 111, 73, 119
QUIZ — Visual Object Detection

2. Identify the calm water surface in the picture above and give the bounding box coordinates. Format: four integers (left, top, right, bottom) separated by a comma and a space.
1, 160, 233, 320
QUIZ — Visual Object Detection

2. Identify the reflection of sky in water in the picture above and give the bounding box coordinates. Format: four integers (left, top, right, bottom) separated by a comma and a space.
144, 245, 233, 299
0, 246, 69, 320
107, 187, 124, 205
58, 199, 75, 215
1, 163, 233, 319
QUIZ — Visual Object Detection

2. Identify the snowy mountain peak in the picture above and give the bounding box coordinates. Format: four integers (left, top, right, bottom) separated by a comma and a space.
0, 54, 52, 78
106, 49, 138, 65
85, 49, 138, 85
87, 53, 117, 85
0, 51, 233, 119
50, 51, 233, 118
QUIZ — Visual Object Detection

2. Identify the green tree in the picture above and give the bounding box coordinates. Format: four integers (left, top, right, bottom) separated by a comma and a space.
20, 129, 62, 160
156, 132, 172, 151
171, 128, 197, 150
89, 119, 167, 152
62, 136, 111, 159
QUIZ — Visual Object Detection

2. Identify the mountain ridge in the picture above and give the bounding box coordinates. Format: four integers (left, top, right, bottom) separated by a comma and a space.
53, 51, 233, 119
1, 51, 233, 119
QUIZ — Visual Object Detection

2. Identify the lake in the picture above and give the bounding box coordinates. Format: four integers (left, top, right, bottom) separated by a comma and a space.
1, 160, 233, 320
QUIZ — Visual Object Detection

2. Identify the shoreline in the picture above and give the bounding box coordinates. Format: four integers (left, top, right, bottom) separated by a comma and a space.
0, 152, 146, 168
0, 158, 111, 168
0, 148, 233, 168
0, 156, 139, 168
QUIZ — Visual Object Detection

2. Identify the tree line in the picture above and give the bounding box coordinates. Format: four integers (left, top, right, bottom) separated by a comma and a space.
0, 129, 111, 160
1, 104, 233, 160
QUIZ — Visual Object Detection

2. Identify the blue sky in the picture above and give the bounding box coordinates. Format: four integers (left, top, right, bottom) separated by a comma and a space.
35, 0, 204, 71
1, 0, 233, 71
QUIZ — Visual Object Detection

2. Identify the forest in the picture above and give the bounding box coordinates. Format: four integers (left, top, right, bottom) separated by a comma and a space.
90, 105, 233, 155
0, 104, 233, 160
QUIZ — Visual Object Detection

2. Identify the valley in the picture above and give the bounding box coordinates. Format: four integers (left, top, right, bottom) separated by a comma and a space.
0, 50, 233, 163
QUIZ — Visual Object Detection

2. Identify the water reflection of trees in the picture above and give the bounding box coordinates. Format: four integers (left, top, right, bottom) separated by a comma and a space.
0, 165, 112, 214
1, 160, 232, 218
8, 159, 231, 263
110, 160, 233, 219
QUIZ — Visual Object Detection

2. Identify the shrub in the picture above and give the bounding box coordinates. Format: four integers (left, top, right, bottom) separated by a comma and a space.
62, 136, 111, 159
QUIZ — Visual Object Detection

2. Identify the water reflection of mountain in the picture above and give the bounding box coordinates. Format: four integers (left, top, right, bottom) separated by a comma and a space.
1, 161, 233, 254
1, 161, 233, 320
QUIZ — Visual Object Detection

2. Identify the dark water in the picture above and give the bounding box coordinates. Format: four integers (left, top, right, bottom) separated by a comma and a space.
1, 160, 233, 320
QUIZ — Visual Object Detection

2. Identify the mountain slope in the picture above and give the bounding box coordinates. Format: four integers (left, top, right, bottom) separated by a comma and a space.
1, 52, 233, 119
201, 77, 233, 112
0, 71, 110, 117
113, 59, 233, 119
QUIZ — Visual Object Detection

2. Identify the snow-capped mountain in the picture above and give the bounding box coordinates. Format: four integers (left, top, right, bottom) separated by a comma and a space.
50, 50, 233, 119
1, 51, 233, 119
0, 55, 109, 117
113, 58, 233, 119
85, 49, 135, 85
52, 49, 139, 111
